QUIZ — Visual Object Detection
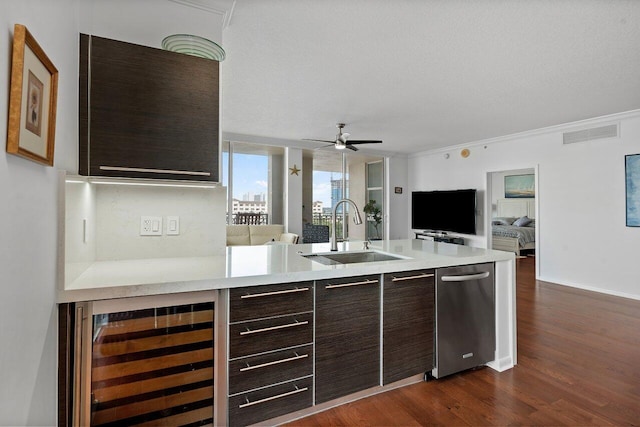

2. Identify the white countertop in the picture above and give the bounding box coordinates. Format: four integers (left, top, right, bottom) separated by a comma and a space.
58, 239, 514, 303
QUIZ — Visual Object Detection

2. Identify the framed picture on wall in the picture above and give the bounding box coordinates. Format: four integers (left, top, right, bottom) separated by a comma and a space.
504, 174, 535, 198
6, 24, 58, 166
625, 154, 640, 227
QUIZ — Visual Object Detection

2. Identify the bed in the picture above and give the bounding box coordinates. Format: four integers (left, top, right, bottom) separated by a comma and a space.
491, 198, 535, 256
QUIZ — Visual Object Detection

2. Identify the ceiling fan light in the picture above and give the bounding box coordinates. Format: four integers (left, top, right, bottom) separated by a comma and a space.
335, 142, 346, 150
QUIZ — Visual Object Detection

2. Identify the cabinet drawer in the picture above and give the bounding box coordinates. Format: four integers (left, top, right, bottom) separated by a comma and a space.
386, 269, 435, 285
229, 345, 313, 395
229, 313, 313, 359
228, 376, 312, 427
229, 282, 313, 322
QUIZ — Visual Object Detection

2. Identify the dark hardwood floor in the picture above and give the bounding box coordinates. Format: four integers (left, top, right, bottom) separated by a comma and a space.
286, 257, 640, 426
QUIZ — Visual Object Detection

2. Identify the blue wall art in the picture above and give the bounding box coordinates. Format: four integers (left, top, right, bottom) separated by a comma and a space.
505, 174, 535, 198
626, 154, 640, 227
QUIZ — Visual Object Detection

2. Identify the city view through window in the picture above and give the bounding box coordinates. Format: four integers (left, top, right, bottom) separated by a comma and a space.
223, 142, 383, 239
222, 149, 347, 225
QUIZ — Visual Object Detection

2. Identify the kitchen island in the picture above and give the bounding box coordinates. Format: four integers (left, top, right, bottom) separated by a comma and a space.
58, 239, 516, 426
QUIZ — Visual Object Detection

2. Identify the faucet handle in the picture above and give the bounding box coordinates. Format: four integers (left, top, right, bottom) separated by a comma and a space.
363, 240, 371, 250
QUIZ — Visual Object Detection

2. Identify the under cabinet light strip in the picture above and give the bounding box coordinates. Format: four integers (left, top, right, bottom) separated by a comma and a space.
89, 180, 217, 189
65, 175, 218, 189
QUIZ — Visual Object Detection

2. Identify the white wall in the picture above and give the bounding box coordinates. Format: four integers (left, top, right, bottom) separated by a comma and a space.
0, 1, 78, 424
387, 155, 410, 239
284, 147, 303, 235
349, 161, 367, 240
409, 111, 640, 300
1, 1, 225, 424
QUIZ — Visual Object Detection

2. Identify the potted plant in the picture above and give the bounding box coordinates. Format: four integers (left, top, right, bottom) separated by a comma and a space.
363, 199, 382, 239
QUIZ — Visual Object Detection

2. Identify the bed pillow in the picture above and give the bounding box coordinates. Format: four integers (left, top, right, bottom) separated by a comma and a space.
513, 216, 532, 227
525, 219, 535, 227
492, 217, 517, 226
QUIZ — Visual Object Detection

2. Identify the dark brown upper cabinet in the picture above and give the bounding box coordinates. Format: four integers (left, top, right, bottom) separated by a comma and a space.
79, 34, 219, 181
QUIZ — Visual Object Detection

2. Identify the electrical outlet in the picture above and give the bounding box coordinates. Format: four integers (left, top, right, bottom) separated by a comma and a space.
140, 216, 162, 236
166, 216, 180, 235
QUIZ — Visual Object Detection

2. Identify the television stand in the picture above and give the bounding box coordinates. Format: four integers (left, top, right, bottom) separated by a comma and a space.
414, 231, 465, 246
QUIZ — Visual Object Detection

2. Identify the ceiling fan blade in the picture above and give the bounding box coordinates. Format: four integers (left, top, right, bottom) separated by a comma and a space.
346, 140, 383, 145
339, 132, 350, 143
346, 145, 359, 151
302, 138, 337, 143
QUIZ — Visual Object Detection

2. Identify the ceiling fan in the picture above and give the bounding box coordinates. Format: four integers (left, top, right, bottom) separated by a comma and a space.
304, 123, 382, 151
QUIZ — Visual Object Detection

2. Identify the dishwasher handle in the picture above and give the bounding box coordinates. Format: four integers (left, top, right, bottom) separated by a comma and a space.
440, 271, 490, 282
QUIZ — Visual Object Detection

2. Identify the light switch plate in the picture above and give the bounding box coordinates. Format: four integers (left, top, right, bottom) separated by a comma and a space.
166, 216, 180, 235
140, 216, 162, 236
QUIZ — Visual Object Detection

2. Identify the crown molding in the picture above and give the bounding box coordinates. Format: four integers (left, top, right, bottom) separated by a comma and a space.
168, 0, 236, 28
414, 109, 640, 158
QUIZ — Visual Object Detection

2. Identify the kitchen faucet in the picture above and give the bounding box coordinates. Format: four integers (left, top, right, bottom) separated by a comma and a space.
330, 198, 363, 251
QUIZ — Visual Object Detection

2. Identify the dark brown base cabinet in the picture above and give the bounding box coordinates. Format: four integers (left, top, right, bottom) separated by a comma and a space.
315, 275, 381, 404
59, 272, 438, 426
227, 283, 314, 427
79, 34, 220, 181
383, 270, 435, 384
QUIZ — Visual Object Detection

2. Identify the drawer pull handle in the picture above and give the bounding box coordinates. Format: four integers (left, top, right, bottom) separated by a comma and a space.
325, 279, 378, 289
240, 352, 308, 372
99, 165, 211, 176
441, 271, 490, 282
240, 287, 310, 299
240, 320, 308, 336
239, 385, 308, 409
391, 273, 435, 282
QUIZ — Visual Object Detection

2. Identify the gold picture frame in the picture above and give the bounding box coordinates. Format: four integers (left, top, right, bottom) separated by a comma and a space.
6, 24, 58, 166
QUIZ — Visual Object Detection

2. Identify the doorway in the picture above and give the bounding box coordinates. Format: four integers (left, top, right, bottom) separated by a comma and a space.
486, 167, 540, 278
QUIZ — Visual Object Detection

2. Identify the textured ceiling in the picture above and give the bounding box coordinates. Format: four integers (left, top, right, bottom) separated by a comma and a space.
220, 0, 640, 155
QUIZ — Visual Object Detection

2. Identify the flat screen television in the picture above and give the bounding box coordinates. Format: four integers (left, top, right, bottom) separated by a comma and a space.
412, 189, 477, 235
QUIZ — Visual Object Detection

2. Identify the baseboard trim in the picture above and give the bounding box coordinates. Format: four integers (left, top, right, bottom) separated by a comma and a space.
536, 275, 640, 301
486, 356, 514, 372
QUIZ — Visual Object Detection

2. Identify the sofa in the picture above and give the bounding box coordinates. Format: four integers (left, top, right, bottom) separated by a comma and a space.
227, 224, 298, 246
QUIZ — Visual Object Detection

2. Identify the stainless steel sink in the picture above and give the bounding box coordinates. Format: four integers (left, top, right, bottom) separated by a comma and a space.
303, 250, 408, 265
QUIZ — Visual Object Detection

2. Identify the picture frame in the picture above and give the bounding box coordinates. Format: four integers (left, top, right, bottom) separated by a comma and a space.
504, 174, 535, 198
625, 154, 640, 227
6, 24, 58, 166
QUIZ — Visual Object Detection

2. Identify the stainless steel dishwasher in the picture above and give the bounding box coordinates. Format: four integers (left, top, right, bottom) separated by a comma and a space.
432, 263, 495, 378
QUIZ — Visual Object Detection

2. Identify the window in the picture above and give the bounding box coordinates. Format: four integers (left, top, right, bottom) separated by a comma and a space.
222, 142, 284, 225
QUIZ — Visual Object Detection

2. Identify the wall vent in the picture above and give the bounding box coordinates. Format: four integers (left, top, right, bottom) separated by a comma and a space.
563, 124, 619, 145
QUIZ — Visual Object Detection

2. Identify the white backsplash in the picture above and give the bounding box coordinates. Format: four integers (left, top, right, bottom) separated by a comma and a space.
65, 180, 227, 265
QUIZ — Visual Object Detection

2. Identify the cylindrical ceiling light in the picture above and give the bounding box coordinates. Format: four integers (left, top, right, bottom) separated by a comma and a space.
161, 34, 225, 61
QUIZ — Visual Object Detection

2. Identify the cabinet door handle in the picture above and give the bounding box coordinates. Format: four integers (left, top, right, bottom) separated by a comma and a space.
99, 165, 211, 176
240, 352, 308, 372
325, 279, 378, 289
239, 386, 308, 409
240, 320, 308, 336
240, 287, 309, 299
391, 273, 434, 282
441, 271, 490, 282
